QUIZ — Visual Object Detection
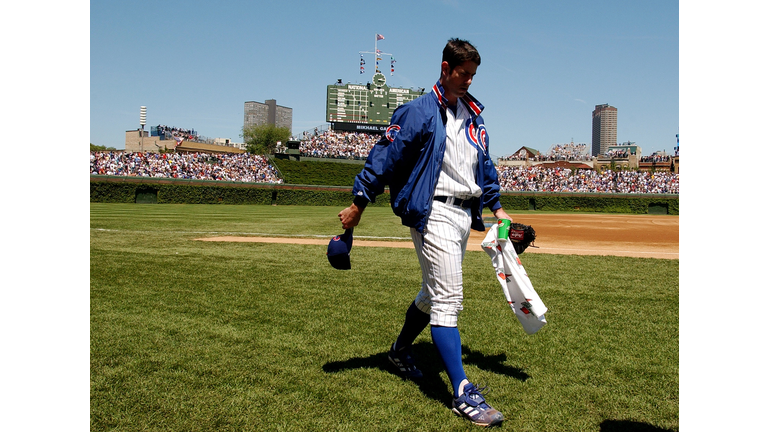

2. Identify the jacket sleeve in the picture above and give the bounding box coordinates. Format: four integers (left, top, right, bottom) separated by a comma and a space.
352, 104, 424, 207
478, 120, 503, 212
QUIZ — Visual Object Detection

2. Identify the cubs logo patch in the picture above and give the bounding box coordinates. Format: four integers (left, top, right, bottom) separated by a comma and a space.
385, 124, 401, 142
465, 121, 488, 153
478, 124, 488, 149
467, 122, 479, 146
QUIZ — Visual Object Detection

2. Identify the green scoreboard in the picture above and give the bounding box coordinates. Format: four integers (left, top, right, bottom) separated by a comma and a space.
326, 72, 425, 132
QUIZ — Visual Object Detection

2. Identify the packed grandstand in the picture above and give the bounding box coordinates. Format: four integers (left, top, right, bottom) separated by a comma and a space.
91, 130, 679, 194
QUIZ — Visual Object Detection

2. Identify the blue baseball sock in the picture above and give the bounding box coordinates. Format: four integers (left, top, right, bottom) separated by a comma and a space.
393, 302, 430, 351
431, 325, 467, 396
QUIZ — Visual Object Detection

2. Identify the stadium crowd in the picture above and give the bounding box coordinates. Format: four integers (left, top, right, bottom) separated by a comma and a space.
90, 151, 283, 183
155, 125, 199, 141
299, 130, 379, 159
497, 142, 592, 162
604, 148, 632, 158
496, 165, 678, 194
640, 154, 672, 163
91, 130, 679, 193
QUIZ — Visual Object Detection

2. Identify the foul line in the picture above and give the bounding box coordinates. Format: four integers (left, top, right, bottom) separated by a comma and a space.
91, 228, 410, 241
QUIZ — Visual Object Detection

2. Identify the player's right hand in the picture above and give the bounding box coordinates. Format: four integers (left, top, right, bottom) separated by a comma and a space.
338, 204, 363, 230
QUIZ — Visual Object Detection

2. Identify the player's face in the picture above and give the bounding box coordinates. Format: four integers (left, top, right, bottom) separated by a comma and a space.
440, 60, 478, 104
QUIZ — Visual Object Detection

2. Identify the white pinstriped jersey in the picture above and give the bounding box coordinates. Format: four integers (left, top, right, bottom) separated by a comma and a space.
434, 101, 482, 200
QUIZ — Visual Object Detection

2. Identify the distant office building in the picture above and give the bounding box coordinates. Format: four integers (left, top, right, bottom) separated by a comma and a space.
244, 99, 292, 131
591, 104, 617, 156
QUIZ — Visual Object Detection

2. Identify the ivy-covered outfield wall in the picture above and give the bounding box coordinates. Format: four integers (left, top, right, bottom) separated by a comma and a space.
90, 176, 678, 215
498, 193, 679, 215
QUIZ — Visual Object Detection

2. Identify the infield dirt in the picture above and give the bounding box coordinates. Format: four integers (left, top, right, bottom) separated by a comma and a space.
197, 213, 679, 260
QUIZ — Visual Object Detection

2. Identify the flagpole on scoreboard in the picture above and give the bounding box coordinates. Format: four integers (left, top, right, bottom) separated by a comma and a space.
359, 34, 391, 78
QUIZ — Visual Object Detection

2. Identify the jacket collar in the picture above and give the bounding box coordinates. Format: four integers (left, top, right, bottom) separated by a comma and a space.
431, 80, 484, 118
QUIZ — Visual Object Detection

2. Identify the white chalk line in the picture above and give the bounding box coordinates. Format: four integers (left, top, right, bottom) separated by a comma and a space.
90, 228, 410, 241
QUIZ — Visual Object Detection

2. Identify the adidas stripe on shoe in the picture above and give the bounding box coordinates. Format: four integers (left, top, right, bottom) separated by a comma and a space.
452, 382, 504, 427
387, 343, 423, 379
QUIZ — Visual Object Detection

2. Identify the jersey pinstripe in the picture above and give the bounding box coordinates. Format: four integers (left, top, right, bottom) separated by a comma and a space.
434, 102, 481, 200
412, 97, 481, 327
411, 201, 472, 327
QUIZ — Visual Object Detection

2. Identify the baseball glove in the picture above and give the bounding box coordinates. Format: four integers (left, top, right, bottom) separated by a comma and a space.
508, 223, 537, 254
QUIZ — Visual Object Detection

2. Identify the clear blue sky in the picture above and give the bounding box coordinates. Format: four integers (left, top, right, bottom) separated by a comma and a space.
90, 0, 679, 157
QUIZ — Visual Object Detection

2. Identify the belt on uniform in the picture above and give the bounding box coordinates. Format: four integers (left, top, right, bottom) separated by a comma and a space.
434, 196, 473, 209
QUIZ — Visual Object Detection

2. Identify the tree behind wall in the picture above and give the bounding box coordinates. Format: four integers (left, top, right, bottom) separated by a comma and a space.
91, 143, 117, 152
242, 124, 291, 155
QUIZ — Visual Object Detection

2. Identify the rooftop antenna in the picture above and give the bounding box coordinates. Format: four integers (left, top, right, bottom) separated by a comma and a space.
139, 106, 147, 152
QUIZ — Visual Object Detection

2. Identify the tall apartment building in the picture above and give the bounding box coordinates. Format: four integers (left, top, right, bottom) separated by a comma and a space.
591, 104, 617, 156
244, 99, 292, 131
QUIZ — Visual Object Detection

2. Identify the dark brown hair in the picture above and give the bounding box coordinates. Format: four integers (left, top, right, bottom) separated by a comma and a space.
442, 38, 481, 70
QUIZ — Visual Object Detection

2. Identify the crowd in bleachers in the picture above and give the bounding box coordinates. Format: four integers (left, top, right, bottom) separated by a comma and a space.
640, 154, 671, 163
498, 142, 591, 162
496, 165, 678, 194
91, 131, 680, 193
539, 142, 591, 161
529, 153, 593, 162
604, 148, 632, 159
90, 151, 283, 183
498, 153, 529, 161
299, 130, 379, 160
155, 125, 199, 141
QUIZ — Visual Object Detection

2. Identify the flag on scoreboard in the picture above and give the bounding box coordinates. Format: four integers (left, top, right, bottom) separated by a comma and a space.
376, 34, 385, 40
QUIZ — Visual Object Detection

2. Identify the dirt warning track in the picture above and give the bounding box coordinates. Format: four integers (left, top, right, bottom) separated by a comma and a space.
197, 213, 679, 260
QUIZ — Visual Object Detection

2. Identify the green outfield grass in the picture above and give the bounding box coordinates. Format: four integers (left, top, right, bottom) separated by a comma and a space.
90, 203, 678, 431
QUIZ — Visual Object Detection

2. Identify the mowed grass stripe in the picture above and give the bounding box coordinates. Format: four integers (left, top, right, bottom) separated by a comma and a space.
91, 203, 678, 432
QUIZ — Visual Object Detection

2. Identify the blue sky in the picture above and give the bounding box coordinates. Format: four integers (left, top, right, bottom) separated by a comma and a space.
90, 0, 679, 157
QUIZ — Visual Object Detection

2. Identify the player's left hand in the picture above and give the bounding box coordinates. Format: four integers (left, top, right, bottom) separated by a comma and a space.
493, 208, 512, 222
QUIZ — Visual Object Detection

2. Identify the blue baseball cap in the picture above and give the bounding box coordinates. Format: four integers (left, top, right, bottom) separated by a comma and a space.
327, 228, 354, 270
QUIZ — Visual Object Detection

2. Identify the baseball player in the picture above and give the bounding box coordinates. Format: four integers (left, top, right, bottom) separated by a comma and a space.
338, 38, 511, 427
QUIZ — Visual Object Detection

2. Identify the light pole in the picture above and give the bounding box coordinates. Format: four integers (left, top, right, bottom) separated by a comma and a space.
139, 106, 147, 152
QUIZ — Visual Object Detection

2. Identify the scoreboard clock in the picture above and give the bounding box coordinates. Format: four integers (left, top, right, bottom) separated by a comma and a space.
326, 75, 425, 128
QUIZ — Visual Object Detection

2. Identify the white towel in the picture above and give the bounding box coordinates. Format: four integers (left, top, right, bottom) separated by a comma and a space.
482, 224, 548, 335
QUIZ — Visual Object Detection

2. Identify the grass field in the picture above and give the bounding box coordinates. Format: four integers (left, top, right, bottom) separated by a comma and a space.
90, 203, 679, 431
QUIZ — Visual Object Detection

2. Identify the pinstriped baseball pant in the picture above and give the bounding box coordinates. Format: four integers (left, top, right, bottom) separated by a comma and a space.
411, 200, 472, 327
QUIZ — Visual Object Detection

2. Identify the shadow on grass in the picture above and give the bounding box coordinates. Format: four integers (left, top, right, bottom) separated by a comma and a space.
323, 341, 529, 408
600, 419, 677, 432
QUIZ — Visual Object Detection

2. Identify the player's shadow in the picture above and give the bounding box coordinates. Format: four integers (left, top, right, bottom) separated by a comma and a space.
322, 341, 529, 408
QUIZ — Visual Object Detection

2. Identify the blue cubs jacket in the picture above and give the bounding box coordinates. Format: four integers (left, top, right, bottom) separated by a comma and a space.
352, 80, 503, 233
